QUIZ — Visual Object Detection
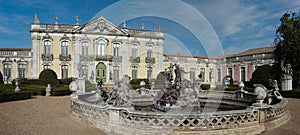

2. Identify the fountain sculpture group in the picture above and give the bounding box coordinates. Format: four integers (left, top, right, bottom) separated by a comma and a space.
70, 63, 289, 135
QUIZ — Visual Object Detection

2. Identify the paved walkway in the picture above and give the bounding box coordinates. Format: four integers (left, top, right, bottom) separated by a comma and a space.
0, 96, 299, 135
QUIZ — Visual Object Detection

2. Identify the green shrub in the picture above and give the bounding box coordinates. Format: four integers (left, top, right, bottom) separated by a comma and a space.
131, 84, 151, 90
225, 85, 238, 91
0, 84, 15, 93
11, 78, 30, 86
155, 72, 165, 86
201, 84, 210, 90
280, 89, 300, 98
39, 69, 58, 79
52, 89, 71, 96
20, 84, 46, 96
30, 79, 60, 87
0, 91, 32, 103
130, 78, 149, 85
60, 77, 74, 84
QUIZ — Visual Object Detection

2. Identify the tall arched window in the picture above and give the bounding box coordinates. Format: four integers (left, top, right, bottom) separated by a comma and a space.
113, 43, 120, 57
18, 63, 27, 78
44, 40, 51, 55
61, 41, 69, 55
147, 67, 153, 79
132, 44, 138, 58
82, 41, 89, 56
113, 66, 119, 81
147, 45, 153, 58
200, 68, 205, 82
97, 39, 106, 56
3, 63, 12, 78
61, 65, 68, 78
132, 66, 138, 79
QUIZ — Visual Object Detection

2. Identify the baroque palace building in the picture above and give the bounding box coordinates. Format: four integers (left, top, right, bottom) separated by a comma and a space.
30, 15, 164, 84
0, 15, 275, 85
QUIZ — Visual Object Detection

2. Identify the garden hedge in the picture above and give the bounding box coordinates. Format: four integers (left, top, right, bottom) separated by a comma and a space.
0, 91, 32, 103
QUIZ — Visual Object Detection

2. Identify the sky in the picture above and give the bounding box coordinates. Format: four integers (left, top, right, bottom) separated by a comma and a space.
0, 0, 299, 57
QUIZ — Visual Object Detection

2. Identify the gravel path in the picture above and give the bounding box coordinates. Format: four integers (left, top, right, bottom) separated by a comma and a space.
0, 96, 299, 135
0, 96, 106, 135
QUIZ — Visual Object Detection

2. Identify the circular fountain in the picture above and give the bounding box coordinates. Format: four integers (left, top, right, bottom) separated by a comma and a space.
70, 64, 289, 135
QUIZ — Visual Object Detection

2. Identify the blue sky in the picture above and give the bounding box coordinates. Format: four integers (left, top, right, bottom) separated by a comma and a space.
0, 0, 299, 56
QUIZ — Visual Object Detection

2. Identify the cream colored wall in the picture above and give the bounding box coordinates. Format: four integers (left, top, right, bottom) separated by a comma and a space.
37, 32, 161, 80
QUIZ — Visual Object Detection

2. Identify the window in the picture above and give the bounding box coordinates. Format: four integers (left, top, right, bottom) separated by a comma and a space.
200, 68, 205, 82
97, 69, 105, 78
147, 45, 153, 58
132, 66, 138, 79
240, 67, 246, 82
190, 68, 195, 81
113, 66, 119, 81
82, 41, 89, 56
43, 65, 51, 70
217, 68, 221, 82
132, 44, 138, 58
227, 68, 233, 78
61, 65, 68, 78
18, 64, 27, 78
209, 68, 214, 82
3, 63, 12, 78
113, 43, 120, 57
102, 69, 105, 78
61, 41, 69, 55
97, 39, 106, 56
147, 67, 153, 79
44, 40, 51, 55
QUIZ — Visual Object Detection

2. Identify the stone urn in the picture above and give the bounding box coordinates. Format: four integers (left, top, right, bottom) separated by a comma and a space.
46, 84, 51, 96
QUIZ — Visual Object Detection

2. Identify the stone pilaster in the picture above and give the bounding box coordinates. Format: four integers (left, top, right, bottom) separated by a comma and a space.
121, 40, 129, 77
31, 33, 40, 79
73, 36, 80, 78
156, 41, 163, 76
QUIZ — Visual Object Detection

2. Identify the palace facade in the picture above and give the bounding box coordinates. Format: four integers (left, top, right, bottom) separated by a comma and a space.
0, 15, 275, 85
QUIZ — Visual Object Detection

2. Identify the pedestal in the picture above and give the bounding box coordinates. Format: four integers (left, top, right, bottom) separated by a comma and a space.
281, 77, 292, 91
210, 78, 216, 90
77, 78, 86, 94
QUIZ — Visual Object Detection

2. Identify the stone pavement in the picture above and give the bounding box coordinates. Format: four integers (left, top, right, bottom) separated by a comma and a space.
0, 96, 299, 135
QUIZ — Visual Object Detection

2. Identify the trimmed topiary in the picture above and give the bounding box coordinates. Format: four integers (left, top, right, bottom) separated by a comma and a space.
39, 69, 58, 79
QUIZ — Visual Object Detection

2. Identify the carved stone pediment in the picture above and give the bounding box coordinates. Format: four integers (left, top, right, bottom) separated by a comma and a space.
80, 16, 128, 35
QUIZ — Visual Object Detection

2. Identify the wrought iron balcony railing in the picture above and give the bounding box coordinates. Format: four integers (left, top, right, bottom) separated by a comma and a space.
145, 57, 155, 63
96, 55, 112, 61
130, 57, 140, 63
59, 54, 71, 61
42, 54, 53, 61
112, 56, 122, 62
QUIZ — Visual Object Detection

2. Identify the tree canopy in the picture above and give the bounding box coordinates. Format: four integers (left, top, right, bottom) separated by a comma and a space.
274, 11, 300, 88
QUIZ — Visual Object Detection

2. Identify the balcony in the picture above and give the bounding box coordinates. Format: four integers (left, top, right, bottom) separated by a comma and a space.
59, 54, 71, 61
145, 57, 155, 63
130, 57, 140, 63
112, 56, 122, 62
96, 55, 112, 61
42, 54, 53, 61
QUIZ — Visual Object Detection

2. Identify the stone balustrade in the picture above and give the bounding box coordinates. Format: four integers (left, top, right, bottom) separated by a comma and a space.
70, 90, 289, 135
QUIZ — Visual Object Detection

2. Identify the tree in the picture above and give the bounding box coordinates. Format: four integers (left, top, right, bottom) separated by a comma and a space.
274, 11, 300, 88
0, 71, 3, 84
251, 65, 275, 89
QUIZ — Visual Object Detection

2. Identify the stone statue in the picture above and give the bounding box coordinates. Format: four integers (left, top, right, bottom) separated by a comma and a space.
281, 62, 293, 78
97, 79, 103, 88
165, 63, 174, 83
174, 64, 181, 83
